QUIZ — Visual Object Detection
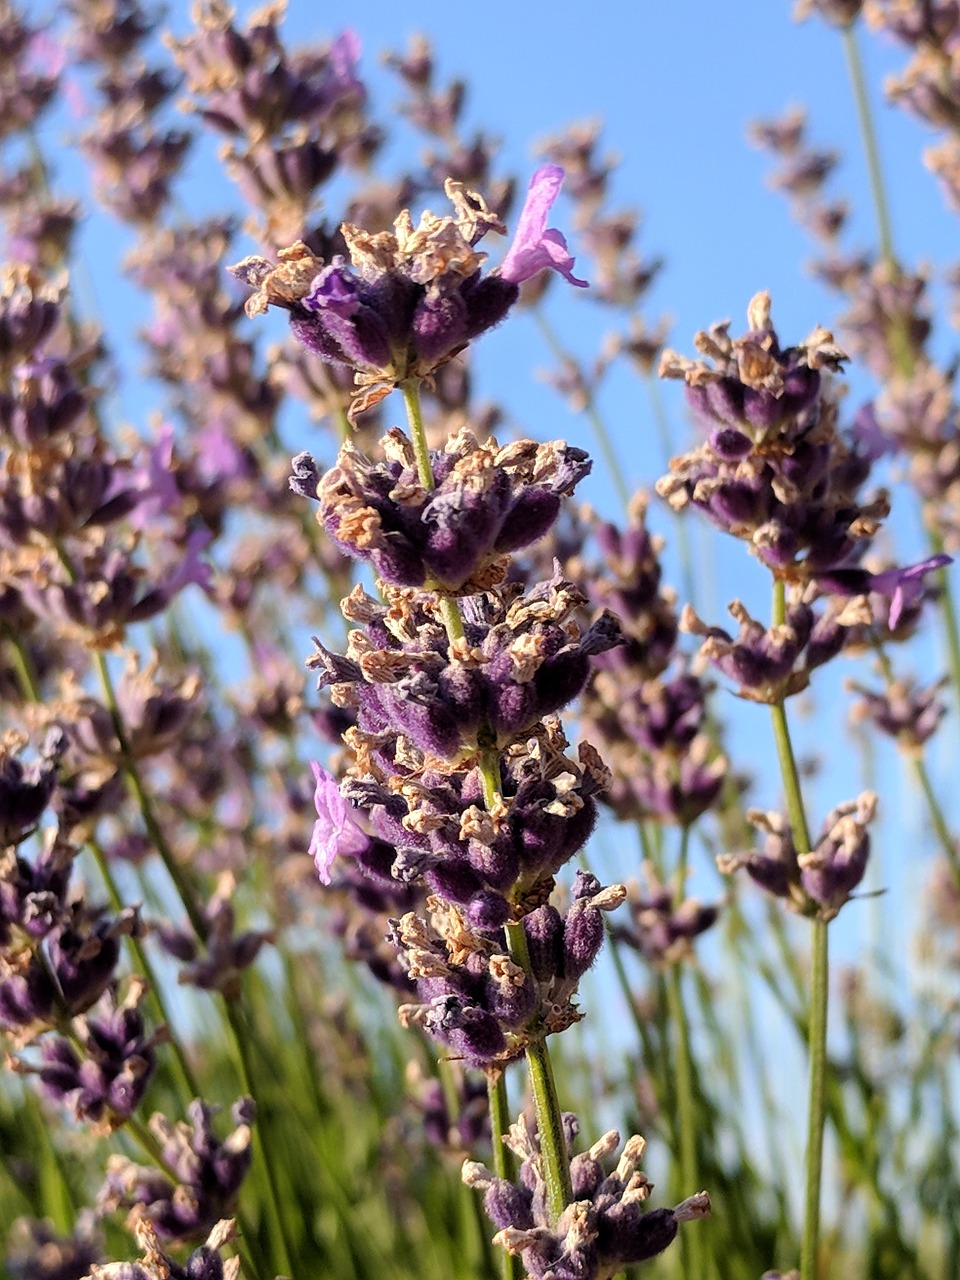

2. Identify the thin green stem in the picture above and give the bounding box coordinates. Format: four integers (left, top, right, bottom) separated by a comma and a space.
666, 968, 702, 1264
89, 839, 201, 1103
912, 755, 960, 892
930, 534, 960, 717
504, 922, 573, 1222
526, 1036, 574, 1220
768, 580, 828, 1280
769, 583, 813, 862
488, 1071, 522, 1280
224, 1001, 296, 1280
401, 377, 436, 487
842, 26, 895, 266
667, 826, 704, 1276
800, 918, 830, 1280
3, 627, 42, 700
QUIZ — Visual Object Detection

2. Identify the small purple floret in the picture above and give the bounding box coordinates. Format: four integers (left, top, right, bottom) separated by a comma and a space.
498, 165, 588, 289
868, 553, 951, 629
309, 761, 368, 884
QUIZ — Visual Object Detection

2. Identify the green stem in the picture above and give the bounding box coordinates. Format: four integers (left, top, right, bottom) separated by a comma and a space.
769, 583, 813, 862
768, 580, 828, 1280
401, 377, 436, 487
90, 651, 210, 942
504, 922, 573, 1221
842, 26, 895, 266
667, 826, 704, 1276
3, 627, 42, 700
912, 755, 960, 892
527, 1036, 574, 1220
666, 967, 702, 1253
89, 839, 201, 1103
800, 918, 830, 1280
488, 1072, 522, 1280
929, 534, 960, 719
224, 1001, 296, 1280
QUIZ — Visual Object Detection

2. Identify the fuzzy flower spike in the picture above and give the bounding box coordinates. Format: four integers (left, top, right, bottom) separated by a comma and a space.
229, 165, 585, 418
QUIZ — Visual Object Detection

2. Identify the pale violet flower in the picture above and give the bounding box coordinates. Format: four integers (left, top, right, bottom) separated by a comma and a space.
308, 761, 368, 884
869, 554, 951, 629
498, 164, 588, 288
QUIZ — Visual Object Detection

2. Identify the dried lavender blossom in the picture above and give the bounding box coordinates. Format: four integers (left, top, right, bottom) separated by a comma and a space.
463, 1114, 709, 1278
305, 428, 591, 593
718, 792, 877, 920
99, 1100, 254, 1245
231, 164, 584, 417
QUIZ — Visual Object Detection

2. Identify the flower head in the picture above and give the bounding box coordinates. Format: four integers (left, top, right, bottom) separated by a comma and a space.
230, 167, 585, 417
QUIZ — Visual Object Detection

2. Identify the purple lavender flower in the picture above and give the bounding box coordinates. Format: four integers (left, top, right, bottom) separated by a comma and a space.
99, 1099, 254, 1244
463, 1115, 709, 1276
848, 674, 948, 751
75, 1215, 238, 1280
0, 727, 64, 846
37, 984, 159, 1126
232, 166, 584, 416
719, 792, 877, 920
152, 873, 274, 998
815, 553, 951, 629
309, 761, 369, 884
5, 1212, 102, 1280
498, 165, 588, 288
306, 430, 591, 592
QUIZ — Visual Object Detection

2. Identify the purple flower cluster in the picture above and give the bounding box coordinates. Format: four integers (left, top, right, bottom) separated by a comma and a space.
99, 1099, 254, 1245
231, 164, 585, 419
77, 1215, 239, 1280
394, 871, 624, 1067
463, 1113, 710, 1278
718, 792, 877, 921
294, 428, 591, 593
658, 292, 882, 583
170, 9, 376, 243
36, 982, 162, 1128
612, 865, 720, 968
0, 730, 141, 1039
659, 294, 952, 698
308, 567, 618, 770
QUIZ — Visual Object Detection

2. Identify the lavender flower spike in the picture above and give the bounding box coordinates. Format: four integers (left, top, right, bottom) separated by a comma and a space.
498, 165, 588, 288
309, 761, 367, 884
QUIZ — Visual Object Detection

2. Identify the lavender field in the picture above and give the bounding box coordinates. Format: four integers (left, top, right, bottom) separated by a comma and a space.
1, 3, 959, 1279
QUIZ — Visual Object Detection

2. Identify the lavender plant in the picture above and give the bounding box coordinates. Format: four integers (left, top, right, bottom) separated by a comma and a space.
1, 3, 959, 1280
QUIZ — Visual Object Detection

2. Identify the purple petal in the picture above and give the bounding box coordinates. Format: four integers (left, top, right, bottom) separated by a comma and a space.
330, 30, 362, 92
309, 761, 368, 884
870, 553, 951, 629
498, 165, 588, 288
